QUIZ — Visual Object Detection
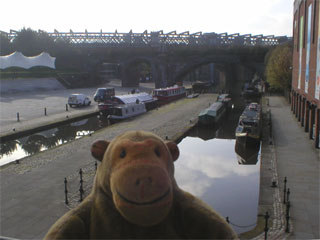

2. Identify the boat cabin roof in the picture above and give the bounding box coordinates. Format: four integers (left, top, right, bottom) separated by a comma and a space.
240, 103, 261, 121
113, 92, 154, 104
153, 85, 185, 92
112, 102, 145, 108
248, 102, 260, 111
217, 94, 231, 100
208, 101, 224, 111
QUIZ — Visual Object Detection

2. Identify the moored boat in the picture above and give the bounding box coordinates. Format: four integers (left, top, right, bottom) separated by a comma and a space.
107, 102, 147, 123
217, 93, 232, 108
98, 92, 157, 114
152, 85, 186, 105
198, 101, 226, 126
235, 102, 261, 147
112, 92, 158, 111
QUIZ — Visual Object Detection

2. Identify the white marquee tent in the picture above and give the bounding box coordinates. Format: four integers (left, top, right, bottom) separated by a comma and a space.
0, 52, 56, 69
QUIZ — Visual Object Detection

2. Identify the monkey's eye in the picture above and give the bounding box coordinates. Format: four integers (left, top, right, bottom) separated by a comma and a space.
120, 149, 126, 158
154, 148, 161, 157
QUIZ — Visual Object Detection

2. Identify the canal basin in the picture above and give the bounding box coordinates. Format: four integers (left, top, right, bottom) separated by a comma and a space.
175, 134, 260, 234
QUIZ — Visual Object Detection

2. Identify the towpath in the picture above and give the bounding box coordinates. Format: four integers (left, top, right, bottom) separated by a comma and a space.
0, 93, 217, 239
268, 96, 319, 239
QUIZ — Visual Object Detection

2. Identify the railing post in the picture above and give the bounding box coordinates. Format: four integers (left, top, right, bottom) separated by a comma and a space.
79, 168, 83, 202
283, 177, 287, 204
269, 110, 273, 144
264, 211, 269, 240
64, 177, 68, 205
286, 188, 290, 203
286, 201, 291, 232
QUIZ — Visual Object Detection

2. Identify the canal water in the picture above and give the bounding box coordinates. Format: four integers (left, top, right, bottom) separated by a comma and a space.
0, 107, 261, 234
0, 115, 110, 166
172, 108, 261, 234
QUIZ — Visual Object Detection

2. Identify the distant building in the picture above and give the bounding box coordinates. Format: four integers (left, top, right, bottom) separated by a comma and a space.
291, 0, 320, 148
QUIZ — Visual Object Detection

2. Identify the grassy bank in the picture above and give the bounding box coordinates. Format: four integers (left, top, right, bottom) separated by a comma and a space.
0, 67, 79, 79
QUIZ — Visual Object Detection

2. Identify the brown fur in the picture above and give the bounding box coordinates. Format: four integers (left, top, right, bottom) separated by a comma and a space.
45, 131, 237, 239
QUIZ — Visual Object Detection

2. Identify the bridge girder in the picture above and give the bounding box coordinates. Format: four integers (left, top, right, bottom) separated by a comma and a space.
3, 29, 291, 47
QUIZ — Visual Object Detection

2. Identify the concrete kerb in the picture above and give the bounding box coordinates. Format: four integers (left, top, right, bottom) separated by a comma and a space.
0, 110, 99, 142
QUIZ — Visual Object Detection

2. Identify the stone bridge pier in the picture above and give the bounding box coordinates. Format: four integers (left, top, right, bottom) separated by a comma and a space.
120, 54, 175, 89
117, 53, 264, 92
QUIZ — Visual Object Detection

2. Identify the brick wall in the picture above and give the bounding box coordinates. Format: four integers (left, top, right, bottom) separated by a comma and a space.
292, 0, 320, 148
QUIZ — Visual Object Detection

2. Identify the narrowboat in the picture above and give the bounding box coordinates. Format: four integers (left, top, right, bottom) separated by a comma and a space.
198, 101, 226, 126
98, 92, 157, 113
152, 85, 186, 105
112, 92, 158, 111
217, 93, 232, 108
235, 102, 261, 147
107, 102, 147, 123
241, 83, 262, 100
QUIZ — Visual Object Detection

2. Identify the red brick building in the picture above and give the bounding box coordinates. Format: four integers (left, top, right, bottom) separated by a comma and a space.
292, 0, 320, 148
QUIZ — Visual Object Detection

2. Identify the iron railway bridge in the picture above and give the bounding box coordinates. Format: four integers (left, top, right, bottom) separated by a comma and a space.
0, 29, 292, 89
2, 29, 291, 47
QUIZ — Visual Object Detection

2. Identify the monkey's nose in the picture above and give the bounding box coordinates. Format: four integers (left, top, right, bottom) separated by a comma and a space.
135, 177, 153, 186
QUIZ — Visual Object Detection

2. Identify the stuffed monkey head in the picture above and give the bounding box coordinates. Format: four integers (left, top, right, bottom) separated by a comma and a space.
91, 131, 180, 226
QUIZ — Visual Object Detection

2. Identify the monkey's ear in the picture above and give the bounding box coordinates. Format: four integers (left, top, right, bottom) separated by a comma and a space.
166, 141, 179, 161
91, 140, 110, 161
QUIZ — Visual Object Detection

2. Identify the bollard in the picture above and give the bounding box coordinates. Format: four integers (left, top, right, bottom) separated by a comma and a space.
264, 211, 269, 240
79, 168, 84, 202
64, 178, 69, 205
283, 177, 287, 204
285, 201, 291, 232
17, 112, 20, 122
79, 186, 84, 202
95, 161, 97, 172
286, 188, 290, 203
165, 136, 168, 140
66, 104, 69, 111
79, 168, 83, 186
268, 111, 272, 134
44, 107, 47, 116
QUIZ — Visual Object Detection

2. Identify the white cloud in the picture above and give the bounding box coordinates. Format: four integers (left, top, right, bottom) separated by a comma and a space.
174, 137, 260, 198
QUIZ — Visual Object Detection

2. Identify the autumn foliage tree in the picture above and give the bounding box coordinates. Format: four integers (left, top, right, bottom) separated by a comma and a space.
0, 34, 12, 55
265, 41, 293, 91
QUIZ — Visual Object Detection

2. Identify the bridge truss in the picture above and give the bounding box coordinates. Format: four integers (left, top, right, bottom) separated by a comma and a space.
2, 29, 291, 47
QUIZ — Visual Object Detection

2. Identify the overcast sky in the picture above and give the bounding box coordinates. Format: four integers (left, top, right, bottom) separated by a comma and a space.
0, 0, 293, 36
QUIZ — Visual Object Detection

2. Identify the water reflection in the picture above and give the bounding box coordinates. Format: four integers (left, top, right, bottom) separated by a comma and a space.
0, 140, 18, 156
0, 116, 109, 166
235, 140, 261, 165
175, 136, 260, 234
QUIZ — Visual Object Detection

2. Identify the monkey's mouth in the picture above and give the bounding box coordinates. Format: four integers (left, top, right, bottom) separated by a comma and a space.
116, 188, 170, 206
